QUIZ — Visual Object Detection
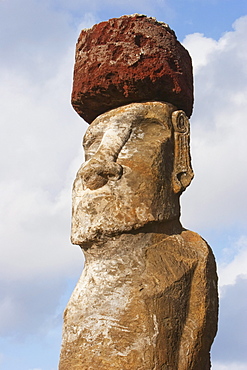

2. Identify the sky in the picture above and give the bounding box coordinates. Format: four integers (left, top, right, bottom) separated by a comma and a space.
0, 0, 247, 369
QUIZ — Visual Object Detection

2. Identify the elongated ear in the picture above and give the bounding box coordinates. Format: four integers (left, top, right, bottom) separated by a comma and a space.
171, 110, 194, 194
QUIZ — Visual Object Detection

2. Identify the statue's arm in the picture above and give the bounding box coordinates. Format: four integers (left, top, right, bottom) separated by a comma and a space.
179, 236, 218, 370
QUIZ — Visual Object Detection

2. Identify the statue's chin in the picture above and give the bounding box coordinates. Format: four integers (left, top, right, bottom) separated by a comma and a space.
71, 200, 180, 246
71, 206, 158, 245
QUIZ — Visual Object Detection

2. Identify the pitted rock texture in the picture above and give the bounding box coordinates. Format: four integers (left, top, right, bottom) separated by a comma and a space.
72, 14, 193, 123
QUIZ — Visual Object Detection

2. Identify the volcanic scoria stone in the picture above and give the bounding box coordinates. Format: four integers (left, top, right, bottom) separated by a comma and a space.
71, 14, 193, 123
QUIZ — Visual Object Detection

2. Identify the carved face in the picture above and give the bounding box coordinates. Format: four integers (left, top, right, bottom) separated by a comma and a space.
71, 102, 182, 245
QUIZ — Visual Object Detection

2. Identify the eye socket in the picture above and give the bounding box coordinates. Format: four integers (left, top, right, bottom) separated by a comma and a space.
84, 136, 103, 161
129, 118, 169, 142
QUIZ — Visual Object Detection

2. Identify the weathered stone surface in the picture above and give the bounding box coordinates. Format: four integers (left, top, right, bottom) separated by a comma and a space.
71, 102, 187, 244
71, 14, 193, 123
59, 228, 217, 370
59, 102, 218, 369
71, 102, 193, 244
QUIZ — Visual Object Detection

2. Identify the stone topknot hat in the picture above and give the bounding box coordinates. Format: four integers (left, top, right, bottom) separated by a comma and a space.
71, 14, 193, 124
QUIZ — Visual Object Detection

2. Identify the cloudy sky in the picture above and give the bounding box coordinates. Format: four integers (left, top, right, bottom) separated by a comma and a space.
0, 0, 247, 369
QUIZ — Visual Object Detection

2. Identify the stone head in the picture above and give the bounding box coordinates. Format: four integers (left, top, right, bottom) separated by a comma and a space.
71, 102, 193, 246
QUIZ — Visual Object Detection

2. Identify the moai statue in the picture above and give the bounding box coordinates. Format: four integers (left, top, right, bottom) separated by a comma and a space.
59, 15, 218, 370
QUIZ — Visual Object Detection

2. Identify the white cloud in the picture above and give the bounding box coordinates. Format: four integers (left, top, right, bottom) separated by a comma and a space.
212, 276, 247, 365
181, 16, 247, 369
181, 16, 247, 232
212, 362, 247, 370
0, 1, 247, 368
218, 236, 247, 288
75, 12, 98, 32
0, 2, 90, 339
0, 53, 85, 281
182, 33, 218, 73
210, 239, 247, 367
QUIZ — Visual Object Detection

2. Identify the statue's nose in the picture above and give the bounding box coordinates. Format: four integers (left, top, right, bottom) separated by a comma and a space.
79, 158, 123, 190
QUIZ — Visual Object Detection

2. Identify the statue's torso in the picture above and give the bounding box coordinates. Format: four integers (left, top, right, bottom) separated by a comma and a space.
59, 229, 218, 370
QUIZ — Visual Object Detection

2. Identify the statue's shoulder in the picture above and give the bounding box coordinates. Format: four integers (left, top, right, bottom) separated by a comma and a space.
180, 229, 210, 248
178, 229, 216, 264
154, 228, 215, 263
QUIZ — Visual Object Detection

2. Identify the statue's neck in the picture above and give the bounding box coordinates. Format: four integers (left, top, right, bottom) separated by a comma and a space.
82, 219, 183, 260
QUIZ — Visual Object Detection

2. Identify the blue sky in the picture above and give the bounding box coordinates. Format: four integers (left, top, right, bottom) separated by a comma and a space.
0, 0, 247, 369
